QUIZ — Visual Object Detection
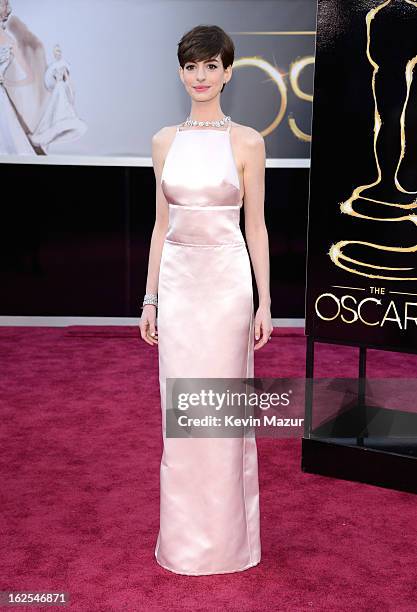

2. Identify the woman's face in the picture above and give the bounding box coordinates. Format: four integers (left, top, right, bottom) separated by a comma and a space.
180, 53, 230, 100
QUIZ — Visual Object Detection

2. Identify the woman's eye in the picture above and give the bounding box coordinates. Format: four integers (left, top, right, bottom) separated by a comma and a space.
185, 64, 217, 70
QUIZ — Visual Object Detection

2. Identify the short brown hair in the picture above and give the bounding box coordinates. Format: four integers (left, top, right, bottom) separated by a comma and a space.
177, 24, 234, 71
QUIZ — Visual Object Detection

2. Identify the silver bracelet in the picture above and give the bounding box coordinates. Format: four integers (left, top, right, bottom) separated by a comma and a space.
141, 293, 158, 309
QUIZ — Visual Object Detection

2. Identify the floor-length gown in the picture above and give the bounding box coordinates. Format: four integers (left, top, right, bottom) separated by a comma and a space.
155, 120, 261, 575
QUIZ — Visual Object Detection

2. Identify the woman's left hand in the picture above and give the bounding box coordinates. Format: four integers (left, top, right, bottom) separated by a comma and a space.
254, 304, 273, 351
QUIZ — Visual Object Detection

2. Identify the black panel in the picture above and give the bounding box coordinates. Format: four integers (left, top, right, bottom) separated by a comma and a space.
0, 163, 309, 317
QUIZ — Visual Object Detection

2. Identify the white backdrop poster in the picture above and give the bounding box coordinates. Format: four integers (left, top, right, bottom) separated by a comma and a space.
0, 0, 315, 165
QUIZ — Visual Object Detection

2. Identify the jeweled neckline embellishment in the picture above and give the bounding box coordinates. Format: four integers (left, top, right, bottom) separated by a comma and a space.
182, 114, 231, 129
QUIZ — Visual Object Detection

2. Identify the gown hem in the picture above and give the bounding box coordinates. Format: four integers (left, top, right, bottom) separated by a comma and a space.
155, 555, 261, 576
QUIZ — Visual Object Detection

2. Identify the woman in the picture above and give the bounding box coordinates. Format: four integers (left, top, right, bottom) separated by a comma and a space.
140, 24, 272, 576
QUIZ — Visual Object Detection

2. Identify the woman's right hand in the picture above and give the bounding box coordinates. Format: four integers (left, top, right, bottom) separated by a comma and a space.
139, 304, 158, 346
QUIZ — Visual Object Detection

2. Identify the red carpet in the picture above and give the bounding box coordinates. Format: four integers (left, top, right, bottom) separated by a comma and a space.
1, 326, 417, 611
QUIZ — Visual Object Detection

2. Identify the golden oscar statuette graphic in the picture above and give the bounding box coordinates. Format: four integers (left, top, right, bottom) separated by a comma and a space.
329, 0, 417, 280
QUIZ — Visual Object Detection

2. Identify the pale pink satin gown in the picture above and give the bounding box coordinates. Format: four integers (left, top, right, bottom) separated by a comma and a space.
155, 120, 261, 575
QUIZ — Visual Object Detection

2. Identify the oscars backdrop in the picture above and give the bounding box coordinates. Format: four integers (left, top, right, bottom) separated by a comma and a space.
305, 0, 417, 350
0, 0, 315, 164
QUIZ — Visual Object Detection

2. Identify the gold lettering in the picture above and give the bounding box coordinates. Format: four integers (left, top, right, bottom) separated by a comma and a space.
340, 294, 359, 324
357, 297, 381, 326
404, 302, 417, 329
379, 301, 402, 328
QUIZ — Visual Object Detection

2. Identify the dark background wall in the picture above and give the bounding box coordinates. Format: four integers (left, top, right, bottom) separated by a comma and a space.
0, 163, 309, 318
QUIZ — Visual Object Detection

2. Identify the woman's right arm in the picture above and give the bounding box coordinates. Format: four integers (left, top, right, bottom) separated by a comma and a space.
139, 127, 172, 346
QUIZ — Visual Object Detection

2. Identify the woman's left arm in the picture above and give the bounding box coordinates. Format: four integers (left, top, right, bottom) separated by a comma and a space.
242, 129, 273, 351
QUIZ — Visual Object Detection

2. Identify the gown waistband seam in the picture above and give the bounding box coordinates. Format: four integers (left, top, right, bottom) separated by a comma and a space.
164, 239, 245, 247
168, 203, 241, 210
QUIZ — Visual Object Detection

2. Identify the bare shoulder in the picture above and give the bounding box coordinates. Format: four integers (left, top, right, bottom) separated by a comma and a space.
150, 126, 175, 179
232, 123, 265, 172
231, 122, 264, 147
151, 126, 177, 172
152, 124, 177, 149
